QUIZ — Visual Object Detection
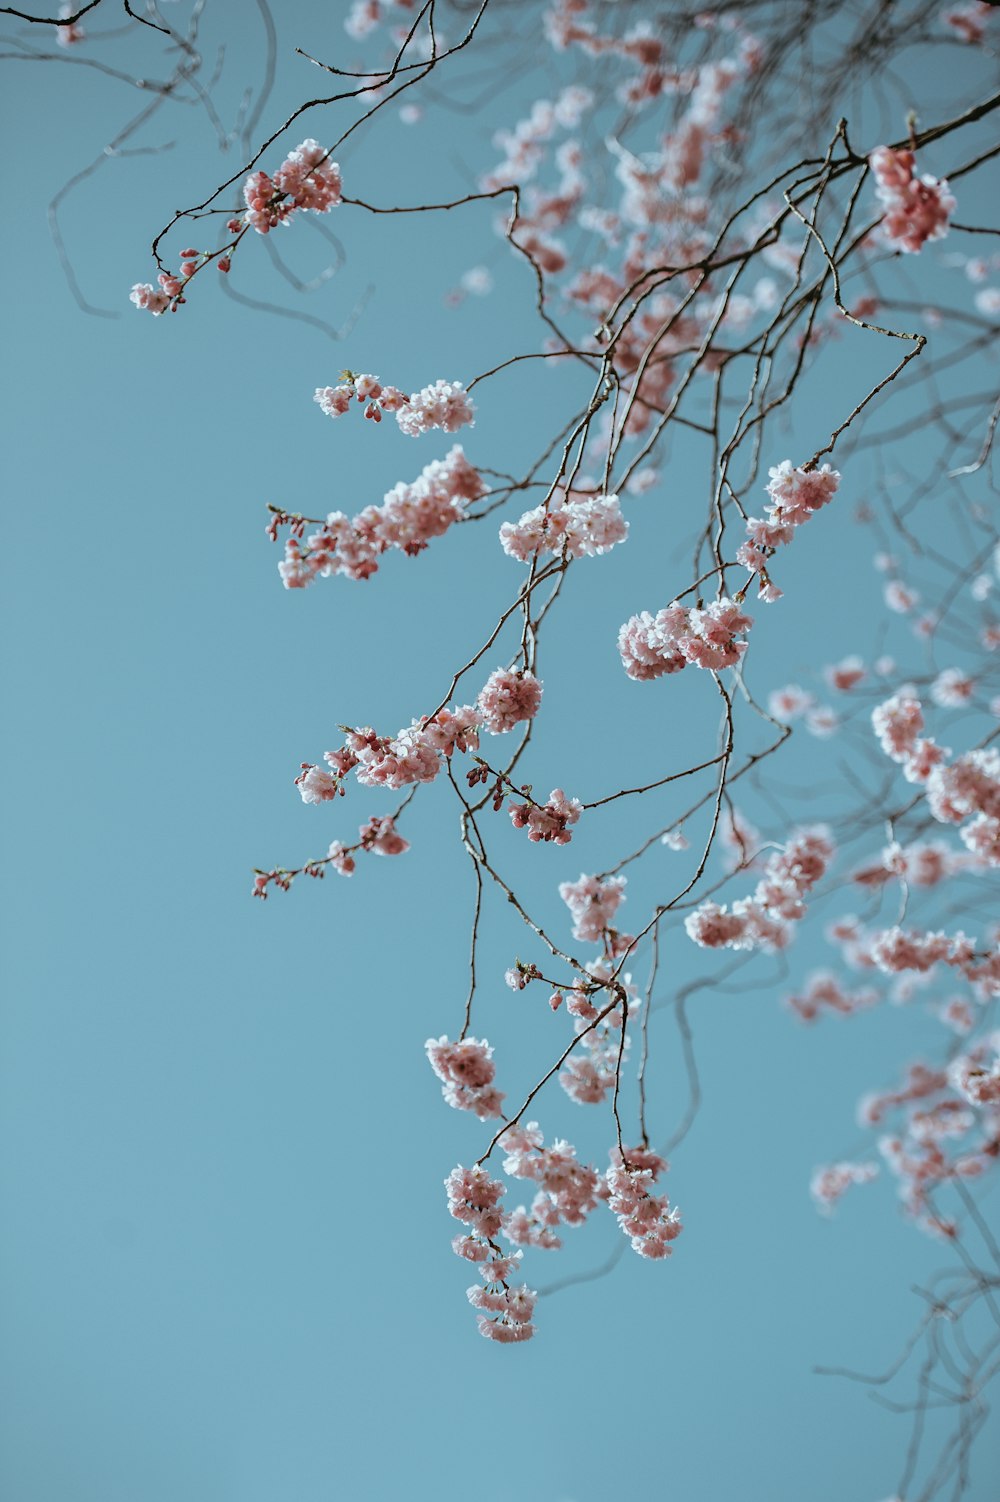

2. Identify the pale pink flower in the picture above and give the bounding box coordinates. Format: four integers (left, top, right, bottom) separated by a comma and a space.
477, 669, 543, 733
764, 461, 840, 527
428, 1036, 505, 1119
825, 656, 866, 692
810, 1161, 878, 1214
870, 146, 955, 253
559, 873, 627, 941
605, 1165, 683, 1258
295, 763, 341, 804
500, 493, 628, 561
509, 788, 582, 845
884, 579, 919, 613
129, 283, 171, 316
395, 379, 476, 436
931, 667, 975, 708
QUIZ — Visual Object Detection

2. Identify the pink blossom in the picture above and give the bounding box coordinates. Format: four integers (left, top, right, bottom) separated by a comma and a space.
872, 692, 924, 762
810, 1161, 879, 1214
427, 1036, 505, 1118
129, 283, 171, 316
509, 788, 582, 845
786, 972, 879, 1023
825, 656, 866, 692
764, 461, 840, 527
395, 379, 476, 437
870, 146, 955, 253
500, 493, 628, 561
949, 1050, 1000, 1105
931, 667, 975, 707
446, 1164, 505, 1239
277, 447, 484, 588
359, 815, 409, 856
243, 141, 341, 234
326, 840, 356, 877
477, 669, 543, 733
295, 763, 342, 804
618, 597, 752, 680
942, 2, 993, 44
558, 873, 627, 941
605, 1165, 683, 1259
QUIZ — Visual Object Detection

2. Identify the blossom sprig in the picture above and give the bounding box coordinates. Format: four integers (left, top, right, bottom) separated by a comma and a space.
315, 374, 475, 436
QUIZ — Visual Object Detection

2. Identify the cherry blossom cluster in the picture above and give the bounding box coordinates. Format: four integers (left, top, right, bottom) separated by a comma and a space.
557, 965, 636, 1106
242, 139, 342, 234
737, 462, 841, 598
476, 669, 543, 734
870, 145, 955, 255
558, 873, 627, 943
499, 492, 628, 562
685, 826, 835, 953
844, 1055, 1000, 1237
871, 692, 1000, 867
809, 1160, 879, 1215
509, 788, 582, 845
618, 596, 754, 680
500, 1122, 601, 1248
445, 1165, 536, 1343
605, 1153, 683, 1259
274, 446, 484, 587
426, 1036, 505, 1120
829, 918, 1000, 999
942, 1, 995, 44
313, 373, 409, 425
314, 374, 475, 437
786, 972, 880, 1024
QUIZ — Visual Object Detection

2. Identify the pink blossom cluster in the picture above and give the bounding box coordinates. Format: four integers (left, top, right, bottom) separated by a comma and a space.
242, 139, 342, 234
870, 145, 955, 254
926, 749, 1000, 867
130, 252, 211, 315
852, 838, 955, 890
476, 669, 543, 734
737, 462, 841, 598
949, 1045, 1000, 1106
500, 1122, 601, 1249
446, 1165, 536, 1343
394, 379, 476, 437
558, 873, 627, 942
618, 596, 753, 680
856, 925, 1000, 998
685, 826, 835, 953
509, 788, 582, 845
942, 1, 994, 43
426, 1036, 505, 1119
871, 692, 946, 783
276, 446, 484, 587
323, 814, 409, 878
856, 1059, 1000, 1236
558, 964, 635, 1105
786, 972, 880, 1024
810, 1160, 879, 1215
499, 493, 628, 562
313, 373, 409, 425
605, 1158, 682, 1259
296, 708, 478, 803
507, 787, 585, 847
766, 684, 838, 737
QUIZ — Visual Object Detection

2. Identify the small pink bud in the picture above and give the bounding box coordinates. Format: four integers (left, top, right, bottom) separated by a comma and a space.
218, 257, 231, 273
180, 248, 199, 259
